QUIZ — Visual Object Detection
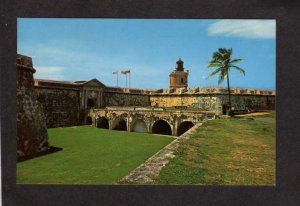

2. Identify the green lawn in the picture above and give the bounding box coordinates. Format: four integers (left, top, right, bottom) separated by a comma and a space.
154, 112, 276, 185
17, 126, 173, 184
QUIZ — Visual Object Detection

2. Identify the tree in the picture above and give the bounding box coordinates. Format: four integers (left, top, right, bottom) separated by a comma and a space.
207, 48, 245, 116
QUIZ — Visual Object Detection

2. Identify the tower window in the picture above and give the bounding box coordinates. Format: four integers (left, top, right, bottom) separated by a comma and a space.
181, 78, 184, 83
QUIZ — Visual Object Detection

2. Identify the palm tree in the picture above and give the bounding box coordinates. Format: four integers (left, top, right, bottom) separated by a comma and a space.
207, 48, 245, 116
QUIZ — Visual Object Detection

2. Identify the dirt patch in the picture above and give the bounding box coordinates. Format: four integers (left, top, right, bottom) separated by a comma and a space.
230, 149, 258, 161
235, 112, 270, 117
233, 138, 262, 147
225, 163, 245, 170
255, 167, 266, 173
185, 145, 198, 160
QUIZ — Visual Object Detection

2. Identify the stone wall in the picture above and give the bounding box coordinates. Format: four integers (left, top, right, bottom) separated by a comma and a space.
35, 87, 81, 128
150, 93, 275, 114
17, 54, 49, 157
150, 95, 218, 111
216, 94, 276, 112
103, 91, 150, 106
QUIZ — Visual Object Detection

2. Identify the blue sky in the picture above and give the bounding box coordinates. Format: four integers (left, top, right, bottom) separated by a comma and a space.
17, 19, 276, 90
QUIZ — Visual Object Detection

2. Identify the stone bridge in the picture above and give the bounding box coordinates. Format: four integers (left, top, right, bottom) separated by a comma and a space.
86, 107, 216, 136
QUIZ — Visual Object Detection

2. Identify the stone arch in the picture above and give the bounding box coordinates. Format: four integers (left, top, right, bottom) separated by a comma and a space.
96, 116, 109, 129
112, 117, 127, 131
177, 121, 195, 136
86, 116, 93, 125
152, 119, 172, 136
131, 119, 148, 133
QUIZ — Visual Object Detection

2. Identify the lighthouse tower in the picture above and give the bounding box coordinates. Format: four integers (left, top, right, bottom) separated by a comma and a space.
169, 58, 189, 89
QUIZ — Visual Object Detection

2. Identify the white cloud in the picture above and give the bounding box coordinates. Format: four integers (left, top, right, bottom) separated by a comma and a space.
34, 66, 65, 80
207, 20, 276, 39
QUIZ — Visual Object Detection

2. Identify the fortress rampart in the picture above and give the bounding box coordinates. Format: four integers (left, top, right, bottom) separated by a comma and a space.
17, 54, 50, 157
18, 54, 276, 129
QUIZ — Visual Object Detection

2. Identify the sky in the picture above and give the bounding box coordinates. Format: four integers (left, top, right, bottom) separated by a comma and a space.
17, 19, 276, 90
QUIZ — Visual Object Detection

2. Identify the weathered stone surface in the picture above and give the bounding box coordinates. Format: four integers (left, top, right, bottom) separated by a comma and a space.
35, 87, 80, 128
17, 54, 49, 157
217, 94, 275, 111
150, 95, 218, 111
88, 108, 212, 136
103, 92, 150, 107
150, 93, 275, 114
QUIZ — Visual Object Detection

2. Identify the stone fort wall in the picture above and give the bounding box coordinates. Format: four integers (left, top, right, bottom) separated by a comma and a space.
17, 54, 275, 129
33, 81, 275, 127
17, 54, 49, 157
150, 93, 275, 114
103, 91, 150, 107
35, 86, 81, 128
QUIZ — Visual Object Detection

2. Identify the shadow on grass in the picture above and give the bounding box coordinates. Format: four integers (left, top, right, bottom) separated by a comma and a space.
17, 146, 63, 162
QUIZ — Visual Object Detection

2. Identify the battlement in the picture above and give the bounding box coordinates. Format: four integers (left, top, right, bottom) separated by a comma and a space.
34, 79, 275, 96
156, 86, 275, 96
17, 54, 33, 68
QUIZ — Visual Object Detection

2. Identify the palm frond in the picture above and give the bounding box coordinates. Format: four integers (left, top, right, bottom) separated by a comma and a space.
213, 52, 223, 61
230, 58, 243, 63
230, 65, 246, 75
208, 59, 223, 64
206, 67, 224, 79
218, 69, 227, 84
208, 63, 223, 68
218, 75, 224, 85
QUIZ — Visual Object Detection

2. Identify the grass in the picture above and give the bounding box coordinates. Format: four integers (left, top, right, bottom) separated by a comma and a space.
17, 126, 173, 184
154, 111, 275, 185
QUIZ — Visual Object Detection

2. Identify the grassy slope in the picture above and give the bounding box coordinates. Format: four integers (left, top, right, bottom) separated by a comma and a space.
17, 126, 173, 184
155, 112, 275, 185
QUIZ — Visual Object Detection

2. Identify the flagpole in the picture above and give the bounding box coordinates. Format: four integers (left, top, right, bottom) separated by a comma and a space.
113, 71, 119, 87
121, 70, 130, 89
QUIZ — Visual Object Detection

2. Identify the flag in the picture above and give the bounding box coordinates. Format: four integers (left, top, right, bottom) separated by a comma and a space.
121, 70, 130, 74
112, 71, 118, 74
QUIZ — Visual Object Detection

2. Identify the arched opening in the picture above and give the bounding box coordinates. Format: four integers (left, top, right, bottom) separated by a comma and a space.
112, 118, 127, 131
152, 119, 172, 136
97, 117, 109, 129
177, 121, 195, 136
132, 119, 148, 133
86, 116, 93, 125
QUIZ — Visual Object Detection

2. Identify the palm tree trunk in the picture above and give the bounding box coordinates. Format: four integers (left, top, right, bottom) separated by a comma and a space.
226, 70, 232, 116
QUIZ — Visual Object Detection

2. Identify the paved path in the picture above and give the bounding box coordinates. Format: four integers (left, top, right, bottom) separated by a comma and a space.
119, 122, 203, 184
